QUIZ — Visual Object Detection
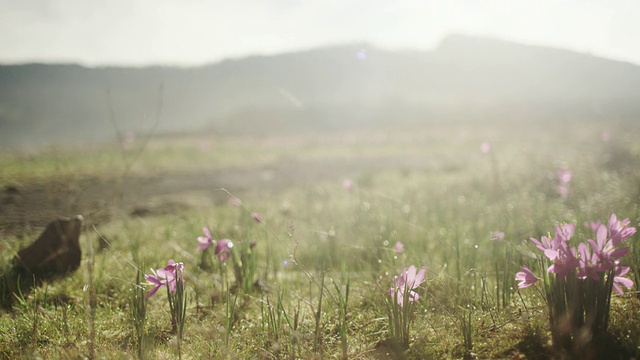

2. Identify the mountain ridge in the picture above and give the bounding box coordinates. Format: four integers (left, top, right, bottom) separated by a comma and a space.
2, 34, 639, 148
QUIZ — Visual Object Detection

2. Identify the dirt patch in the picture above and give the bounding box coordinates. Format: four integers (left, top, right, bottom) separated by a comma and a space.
0, 154, 452, 237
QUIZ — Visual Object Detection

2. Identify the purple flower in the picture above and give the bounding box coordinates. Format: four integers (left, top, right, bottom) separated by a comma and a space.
144, 270, 165, 298
577, 242, 603, 281
584, 221, 603, 233
251, 213, 262, 224
390, 265, 426, 307
606, 213, 636, 247
515, 266, 539, 289
531, 224, 575, 262
480, 142, 490, 154
196, 226, 214, 251
144, 259, 185, 298
394, 241, 404, 253
546, 242, 579, 280
215, 239, 233, 262
586, 214, 636, 270
158, 259, 185, 293
530, 235, 556, 257
554, 223, 575, 243
342, 179, 353, 190
557, 168, 572, 184
490, 231, 505, 240
613, 263, 634, 295
588, 223, 629, 269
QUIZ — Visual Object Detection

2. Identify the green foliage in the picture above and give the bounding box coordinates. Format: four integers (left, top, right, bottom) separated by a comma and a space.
130, 269, 147, 359
1, 120, 639, 358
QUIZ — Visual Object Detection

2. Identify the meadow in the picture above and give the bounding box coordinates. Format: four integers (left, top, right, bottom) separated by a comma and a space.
1, 119, 640, 359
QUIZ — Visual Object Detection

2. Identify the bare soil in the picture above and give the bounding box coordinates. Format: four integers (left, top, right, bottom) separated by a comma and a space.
0, 154, 448, 237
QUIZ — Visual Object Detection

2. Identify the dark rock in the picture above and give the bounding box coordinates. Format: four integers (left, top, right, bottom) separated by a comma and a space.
13, 215, 83, 278
2, 215, 83, 307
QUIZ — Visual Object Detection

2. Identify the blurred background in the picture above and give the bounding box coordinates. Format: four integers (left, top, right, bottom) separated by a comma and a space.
1, 0, 640, 148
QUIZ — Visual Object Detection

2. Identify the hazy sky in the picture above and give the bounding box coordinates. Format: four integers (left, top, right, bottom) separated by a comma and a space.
1, 0, 639, 67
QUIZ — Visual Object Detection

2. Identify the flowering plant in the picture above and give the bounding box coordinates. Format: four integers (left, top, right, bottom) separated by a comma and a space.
196, 225, 257, 294
145, 259, 187, 353
386, 265, 426, 348
516, 214, 636, 352
145, 259, 185, 298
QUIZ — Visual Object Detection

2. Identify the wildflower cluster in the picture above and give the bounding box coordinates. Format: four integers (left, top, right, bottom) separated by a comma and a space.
197, 226, 233, 262
516, 213, 636, 351
196, 224, 258, 293
517, 214, 635, 292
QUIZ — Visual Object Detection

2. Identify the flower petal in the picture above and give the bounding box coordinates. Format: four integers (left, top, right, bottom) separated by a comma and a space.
406, 265, 417, 287
413, 268, 426, 288
146, 285, 161, 298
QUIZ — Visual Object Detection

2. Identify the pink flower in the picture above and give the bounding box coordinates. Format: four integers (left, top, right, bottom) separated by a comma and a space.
480, 142, 490, 154
515, 266, 539, 289
556, 168, 571, 198
606, 213, 636, 247
554, 223, 575, 243
584, 221, 603, 233
215, 239, 233, 262
613, 263, 634, 295
546, 242, 579, 281
394, 241, 404, 253
577, 242, 602, 281
390, 265, 426, 307
531, 224, 575, 261
586, 215, 635, 271
196, 226, 214, 251
342, 179, 353, 190
588, 223, 629, 268
490, 231, 505, 240
557, 168, 572, 184
251, 213, 262, 223
144, 270, 165, 298
145, 259, 185, 298
602, 132, 611, 142
158, 260, 185, 293
530, 235, 555, 255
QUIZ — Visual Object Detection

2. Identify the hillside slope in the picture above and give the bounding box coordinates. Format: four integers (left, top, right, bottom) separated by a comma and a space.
2, 34, 640, 148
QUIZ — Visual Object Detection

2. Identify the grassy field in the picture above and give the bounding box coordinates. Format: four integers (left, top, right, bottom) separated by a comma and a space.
1, 119, 640, 359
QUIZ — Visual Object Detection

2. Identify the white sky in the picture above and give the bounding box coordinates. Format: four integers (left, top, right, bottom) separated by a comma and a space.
1, 0, 639, 67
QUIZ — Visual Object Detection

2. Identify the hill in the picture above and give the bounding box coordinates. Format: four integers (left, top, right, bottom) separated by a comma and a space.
2, 34, 640, 148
